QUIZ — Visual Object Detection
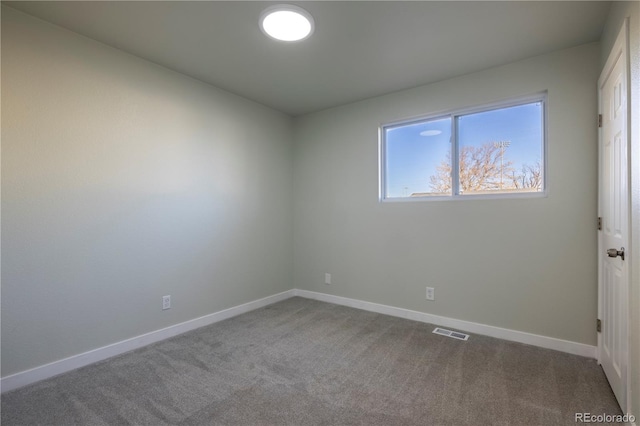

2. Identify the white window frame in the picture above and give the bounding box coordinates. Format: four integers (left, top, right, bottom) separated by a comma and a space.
379, 93, 548, 202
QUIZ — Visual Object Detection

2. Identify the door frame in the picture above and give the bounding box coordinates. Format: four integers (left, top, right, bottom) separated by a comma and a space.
597, 17, 631, 414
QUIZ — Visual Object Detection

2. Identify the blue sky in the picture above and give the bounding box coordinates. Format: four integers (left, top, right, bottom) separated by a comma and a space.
385, 102, 543, 197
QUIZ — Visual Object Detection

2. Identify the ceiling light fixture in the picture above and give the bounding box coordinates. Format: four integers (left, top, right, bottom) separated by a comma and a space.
260, 4, 314, 42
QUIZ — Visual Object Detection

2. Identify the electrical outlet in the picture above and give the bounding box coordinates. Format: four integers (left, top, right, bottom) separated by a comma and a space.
162, 295, 171, 310
426, 287, 435, 301
325, 273, 332, 285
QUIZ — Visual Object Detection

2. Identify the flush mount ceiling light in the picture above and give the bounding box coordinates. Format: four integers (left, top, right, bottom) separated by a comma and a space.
260, 4, 314, 42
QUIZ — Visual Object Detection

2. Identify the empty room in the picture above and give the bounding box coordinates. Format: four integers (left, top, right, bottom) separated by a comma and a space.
1, 1, 639, 425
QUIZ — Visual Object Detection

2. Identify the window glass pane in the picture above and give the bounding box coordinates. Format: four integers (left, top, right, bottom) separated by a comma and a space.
385, 117, 452, 198
456, 102, 543, 195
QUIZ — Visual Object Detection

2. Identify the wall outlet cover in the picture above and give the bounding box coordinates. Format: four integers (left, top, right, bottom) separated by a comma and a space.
426, 287, 435, 301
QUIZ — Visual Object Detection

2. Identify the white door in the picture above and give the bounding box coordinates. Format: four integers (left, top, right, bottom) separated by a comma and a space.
598, 20, 629, 413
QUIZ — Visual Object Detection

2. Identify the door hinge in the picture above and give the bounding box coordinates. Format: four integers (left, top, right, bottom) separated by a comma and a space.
597, 318, 602, 333
598, 217, 602, 231
598, 114, 603, 128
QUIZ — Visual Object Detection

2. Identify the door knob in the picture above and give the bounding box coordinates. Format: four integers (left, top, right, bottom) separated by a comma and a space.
607, 247, 625, 261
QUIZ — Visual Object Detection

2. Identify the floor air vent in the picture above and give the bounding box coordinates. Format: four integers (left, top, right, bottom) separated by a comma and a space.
432, 327, 469, 341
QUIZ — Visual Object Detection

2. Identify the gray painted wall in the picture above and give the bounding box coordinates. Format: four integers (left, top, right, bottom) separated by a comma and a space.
600, 1, 640, 419
1, 7, 293, 376
293, 43, 601, 346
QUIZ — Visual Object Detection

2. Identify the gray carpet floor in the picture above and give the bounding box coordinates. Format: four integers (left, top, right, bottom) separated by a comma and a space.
1, 297, 622, 425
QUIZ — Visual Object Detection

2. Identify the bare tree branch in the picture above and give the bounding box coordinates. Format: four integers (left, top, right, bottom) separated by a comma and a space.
430, 142, 530, 193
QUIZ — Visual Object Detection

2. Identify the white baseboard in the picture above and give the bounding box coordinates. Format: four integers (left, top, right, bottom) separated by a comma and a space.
1, 287, 598, 393
0, 289, 296, 393
293, 289, 597, 359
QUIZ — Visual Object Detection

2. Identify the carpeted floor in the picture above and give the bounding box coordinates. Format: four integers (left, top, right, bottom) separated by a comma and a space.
1, 297, 622, 425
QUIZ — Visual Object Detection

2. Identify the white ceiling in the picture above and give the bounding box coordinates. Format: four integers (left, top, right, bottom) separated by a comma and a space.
5, 1, 611, 116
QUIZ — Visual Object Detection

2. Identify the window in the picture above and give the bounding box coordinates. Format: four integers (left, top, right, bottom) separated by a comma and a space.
380, 95, 546, 200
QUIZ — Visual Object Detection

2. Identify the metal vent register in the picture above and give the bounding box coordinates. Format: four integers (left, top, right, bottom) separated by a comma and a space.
432, 327, 470, 341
